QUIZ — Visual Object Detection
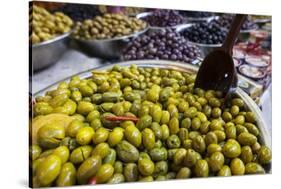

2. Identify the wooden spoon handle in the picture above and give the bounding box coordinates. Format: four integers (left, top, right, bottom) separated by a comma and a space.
222, 14, 247, 54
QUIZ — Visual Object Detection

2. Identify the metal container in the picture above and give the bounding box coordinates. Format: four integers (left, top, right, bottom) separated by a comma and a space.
72, 28, 148, 59
176, 24, 222, 58
34, 60, 271, 151
136, 12, 189, 31
31, 32, 70, 71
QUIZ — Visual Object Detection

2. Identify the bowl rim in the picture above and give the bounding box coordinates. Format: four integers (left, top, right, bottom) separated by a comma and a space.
136, 11, 188, 29
71, 26, 149, 43
32, 31, 71, 48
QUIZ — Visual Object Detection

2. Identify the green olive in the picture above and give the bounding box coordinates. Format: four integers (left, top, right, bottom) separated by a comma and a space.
77, 155, 102, 184
245, 162, 265, 174
142, 128, 156, 150
178, 128, 189, 143
176, 167, 191, 179
77, 101, 95, 115
124, 163, 139, 182
194, 159, 209, 177
161, 110, 170, 124
86, 110, 100, 122
116, 140, 139, 163
107, 173, 125, 184
151, 104, 162, 122
70, 145, 93, 164
181, 118, 192, 129
37, 154, 62, 187
38, 123, 65, 149
183, 149, 201, 168
154, 161, 168, 175
222, 112, 232, 122
149, 147, 168, 161
108, 127, 124, 147
232, 98, 244, 108
244, 123, 259, 136
56, 162, 76, 186
114, 161, 123, 174
151, 122, 162, 140
207, 143, 222, 155
136, 115, 152, 131
245, 112, 256, 123
240, 146, 253, 164
30, 144, 42, 161
169, 116, 180, 135
96, 164, 115, 183
230, 158, 245, 175
138, 158, 155, 176
139, 176, 153, 182
222, 139, 241, 158
217, 165, 232, 176
257, 146, 272, 164
66, 119, 84, 137
92, 142, 110, 159
208, 152, 224, 172
124, 125, 142, 147
53, 146, 69, 164
103, 149, 117, 165
173, 148, 187, 165
237, 132, 257, 146
225, 124, 237, 139
191, 117, 201, 130
76, 127, 94, 145
92, 127, 109, 145
161, 124, 170, 140
192, 135, 206, 153
166, 135, 181, 149
205, 132, 218, 146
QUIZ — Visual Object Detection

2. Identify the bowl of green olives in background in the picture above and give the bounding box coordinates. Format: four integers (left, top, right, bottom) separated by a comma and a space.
30, 5, 73, 71
71, 13, 148, 59
30, 60, 271, 187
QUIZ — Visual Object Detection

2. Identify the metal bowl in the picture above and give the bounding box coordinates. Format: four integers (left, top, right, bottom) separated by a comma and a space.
72, 28, 148, 59
31, 32, 70, 71
136, 12, 188, 31
176, 24, 222, 58
34, 60, 271, 151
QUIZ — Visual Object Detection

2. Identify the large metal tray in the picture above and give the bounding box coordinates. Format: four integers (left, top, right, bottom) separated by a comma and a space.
34, 60, 271, 173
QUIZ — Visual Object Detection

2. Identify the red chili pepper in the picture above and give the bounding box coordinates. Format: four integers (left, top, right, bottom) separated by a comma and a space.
88, 176, 97, 185
105, 115, 139, 122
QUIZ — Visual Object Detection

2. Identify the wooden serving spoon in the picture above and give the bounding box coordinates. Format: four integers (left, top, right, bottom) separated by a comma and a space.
194, 14, 247, 96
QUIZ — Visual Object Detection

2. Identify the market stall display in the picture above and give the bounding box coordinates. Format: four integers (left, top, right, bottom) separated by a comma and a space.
52, 3, 101, 21
71, 13, 148, 59
122, 29, 201, 64
72, 13, 147, 40
31, 62, 271, 187
30, 5, 73, 44
215, 14, 258, 32
180, 22, 227, 44
30, 3, 272, 188
137, 10, 185, 28
30, 5, 74, 71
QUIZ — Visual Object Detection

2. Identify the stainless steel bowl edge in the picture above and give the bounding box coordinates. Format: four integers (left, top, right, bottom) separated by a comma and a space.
32, 32, 70, 71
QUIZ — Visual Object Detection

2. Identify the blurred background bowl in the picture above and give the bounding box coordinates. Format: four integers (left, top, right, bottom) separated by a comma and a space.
72, 27, 148, 60
176, 24, 222, 58
31, 32, 70, 71
136, 12, 188, 31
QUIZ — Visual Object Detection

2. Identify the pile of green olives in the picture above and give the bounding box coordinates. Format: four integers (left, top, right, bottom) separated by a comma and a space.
30, 5, 73, 44
72, 13, 147, 40
31, 64, 271, 187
